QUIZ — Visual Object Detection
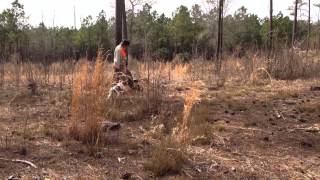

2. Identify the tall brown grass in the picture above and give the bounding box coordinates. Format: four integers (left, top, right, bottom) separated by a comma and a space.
175, 83, 201, 143
144, 137, 187, 176
69, 60, 89, 139
1, 52, 318, 90
69, 51, 111, 154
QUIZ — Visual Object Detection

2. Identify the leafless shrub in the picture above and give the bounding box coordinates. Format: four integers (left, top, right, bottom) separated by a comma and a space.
138, 61, 170, 114
10, 53, 21, 88
270, 49, 320, 79
189, 59, 215, 83
1, 128, 12, 150
55, 61, 67, 90
21, 115, 29, 156
42, 61, 51, 85
0, 57, 4, 88
25, 61, 38, 95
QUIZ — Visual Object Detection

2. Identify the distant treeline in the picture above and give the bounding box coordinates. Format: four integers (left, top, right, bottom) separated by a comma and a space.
0, 0, 319, 62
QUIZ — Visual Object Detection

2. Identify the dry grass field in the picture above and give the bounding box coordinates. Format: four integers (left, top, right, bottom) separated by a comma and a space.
0, 54, 320, 179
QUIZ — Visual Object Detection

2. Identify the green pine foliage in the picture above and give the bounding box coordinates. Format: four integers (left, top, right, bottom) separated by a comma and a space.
0, 0, 318, 61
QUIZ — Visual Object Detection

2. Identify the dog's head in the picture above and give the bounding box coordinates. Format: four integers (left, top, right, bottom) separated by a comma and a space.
118, 80, 127, 86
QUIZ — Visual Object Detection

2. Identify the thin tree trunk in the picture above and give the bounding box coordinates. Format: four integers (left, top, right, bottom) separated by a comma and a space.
267, 0, 273, 72
220, 3, 223, 56
129, 1, 135, 40
216, 5, 221, 60
115, 0, 123, 45
292, 0, 298, 49
269, 0, 273, 56
216, 0, 224, 73
216, 0, 223, 60
307, 0, 311, 52
289, 0, 299, 79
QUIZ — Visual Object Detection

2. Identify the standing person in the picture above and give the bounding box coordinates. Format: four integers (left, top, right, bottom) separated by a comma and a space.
113, 39, 131, 76
113, 40, 135, 89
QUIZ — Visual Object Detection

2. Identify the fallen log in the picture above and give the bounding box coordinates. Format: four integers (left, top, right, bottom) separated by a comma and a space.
0, 158, 37, 168
310, 86, 320, 91
101, 121, 121, 131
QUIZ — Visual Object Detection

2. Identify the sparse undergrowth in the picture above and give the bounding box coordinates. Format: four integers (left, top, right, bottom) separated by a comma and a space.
144, 137, 187, 177
272, 89, 299, 100
42, 124, 65, 142
1, 56, 320, 178
188, 105, 214, 145
298, 102, 320, 113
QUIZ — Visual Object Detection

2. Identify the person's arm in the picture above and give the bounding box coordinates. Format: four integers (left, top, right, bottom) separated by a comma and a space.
114, 47, 121, 69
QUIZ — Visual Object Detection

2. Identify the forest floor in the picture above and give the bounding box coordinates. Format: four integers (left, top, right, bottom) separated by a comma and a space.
0, 77, 320, 179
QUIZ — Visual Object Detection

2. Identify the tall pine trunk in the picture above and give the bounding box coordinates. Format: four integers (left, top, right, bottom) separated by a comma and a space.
292, 0, 298, 49
115, 0, 128, 45
115, 0, 123, 45
121, 0, 128, 40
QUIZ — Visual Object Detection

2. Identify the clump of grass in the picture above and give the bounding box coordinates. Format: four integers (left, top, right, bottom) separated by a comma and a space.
1, 128, 13, 150
69, 50, 110, 155
226, 100, 248, 112
69, 60, 88, 140
43, 124, 64, 142
144, 137, 187, 177
107, 96, 149, 122
214, 124, 227, 132
187, 104, 214, 145
190, 101, 211, 121
244, 121, 258, 127
230, 88, 249, 97
298, 103, 320, 113
81, 52, 108, 149
272, 89, 299, 100
176, 84, 201, 142
189, 120, 213, 141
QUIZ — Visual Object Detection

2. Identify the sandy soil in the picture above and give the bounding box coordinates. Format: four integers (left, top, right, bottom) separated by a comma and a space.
0, 79, 319, 179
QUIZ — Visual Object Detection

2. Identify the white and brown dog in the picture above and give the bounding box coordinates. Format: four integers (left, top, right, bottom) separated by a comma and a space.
107, 80, 127, 100
107, 72, 143, 100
